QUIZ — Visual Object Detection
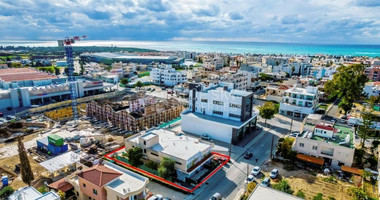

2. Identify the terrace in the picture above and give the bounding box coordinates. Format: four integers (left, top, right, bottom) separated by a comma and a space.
300, 124, 354, 148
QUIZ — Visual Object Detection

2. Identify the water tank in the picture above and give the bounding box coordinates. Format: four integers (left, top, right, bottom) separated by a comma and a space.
2, 176, 8, 186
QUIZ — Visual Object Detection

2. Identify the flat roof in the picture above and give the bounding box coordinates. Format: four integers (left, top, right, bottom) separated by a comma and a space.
181, 110, 256, 128
301, 124, 354, 148
89, 52, 175, 60
0, 68, 57, 82
248, 185, 303, 200
40, 151, 80, 173
141, 132, 157, 140
144, 129, 212, 161
9, 187, 42, 200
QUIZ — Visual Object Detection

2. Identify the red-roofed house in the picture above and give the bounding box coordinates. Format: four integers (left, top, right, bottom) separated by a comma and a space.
314, 124, 337, 138
66, 161, 149, 200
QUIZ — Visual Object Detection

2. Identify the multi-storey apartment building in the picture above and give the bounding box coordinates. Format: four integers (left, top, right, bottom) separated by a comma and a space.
365, 66, 380, 82
279, 85, 319, 118
150, 65, 187, 86
181, 82, 257, 144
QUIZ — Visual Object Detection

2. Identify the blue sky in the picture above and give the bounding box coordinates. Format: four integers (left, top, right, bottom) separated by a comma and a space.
0, 0, 379, 44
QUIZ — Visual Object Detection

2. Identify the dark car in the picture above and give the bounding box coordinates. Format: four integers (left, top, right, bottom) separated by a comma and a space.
244, 152, 253, 159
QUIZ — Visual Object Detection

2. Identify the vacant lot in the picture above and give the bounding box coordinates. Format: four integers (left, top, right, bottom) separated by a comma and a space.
261, 161, 354, 200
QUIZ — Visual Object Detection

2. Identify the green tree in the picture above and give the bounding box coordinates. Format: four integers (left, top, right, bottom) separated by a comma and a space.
126, 147, 143, 167
18, 136, 34, 185
0, 186, 14, 198
272, 179, 293, 194
348, 187, 373, 200
313, 193, 324, 200
260, 73, 273, 81
120, 78, 129, 85
296, 190, 306, 199
158, 157, 177, 181
135, 81, 143, 88
357, 109, 374, 149
259, 102, 278, 126
291, 66, 295, 75
37, 185, 48, 194
324, 64, 368, 114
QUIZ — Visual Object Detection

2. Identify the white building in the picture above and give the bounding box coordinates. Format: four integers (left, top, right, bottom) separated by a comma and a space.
9, 187, 60, 200
181, 82, 258, 144
237, 64, 261, 90
150, 65, 187, 86
364, 82, 380, 98
293, 118, 355, 169
125, 129, 213, 173
279, 85, 319, 118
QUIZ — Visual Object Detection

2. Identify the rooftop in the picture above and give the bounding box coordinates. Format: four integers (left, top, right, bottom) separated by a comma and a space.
88, 52, 175, 60
9, 187, 59, 200
248, 185, 303, 200
40, 151, 80, 173
0, 68, 57, 82
300, 124, 354, 148
78, 163, 122, 187
104, 161, 149, 196
130, 129, 213, 161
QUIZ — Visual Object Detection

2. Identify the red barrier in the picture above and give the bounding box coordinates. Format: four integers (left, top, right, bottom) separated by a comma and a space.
104, 146, 230, 193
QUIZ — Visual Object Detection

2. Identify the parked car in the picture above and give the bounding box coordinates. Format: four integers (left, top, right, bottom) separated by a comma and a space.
261, 177, 270, 187
201, 134, 211, 140
251, 166, 261, 176
289, 131, 299, 137
210, 193, 222, 200
340, 115, 347, 123
270, 169, 279, 179
245, 175, 255, 184
148, 194, 163, 200
244, 152, 253, 159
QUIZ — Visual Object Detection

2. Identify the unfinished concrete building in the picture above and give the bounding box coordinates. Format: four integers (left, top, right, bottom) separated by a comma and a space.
86, 94, 184, 132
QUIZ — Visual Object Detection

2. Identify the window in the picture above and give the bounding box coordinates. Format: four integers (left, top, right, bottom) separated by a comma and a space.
229, 113, 240, 118
299, 143, 304, 147
83, 183, 86, 188
312, 146, 318, 150
151, 152, 158, 156
175, 161, 182, 165
213, 110, 223, 115
93, 189, 98, 195
201, 99, 208, 103
213, 100, 223, 106
144, 149, 146, 153
143, 141, 146, 145
229, 103, 241, 108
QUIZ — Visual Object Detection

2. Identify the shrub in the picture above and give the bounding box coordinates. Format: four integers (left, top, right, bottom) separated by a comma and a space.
296, 190, 305, 199
322, 176, 336, 183
328, 197, 336, 200
247, 182, 257, 193
272, 179, 293, 194
8, 122, 23, 129
158, 157, 176, 181
313, 193, 323, 200
107, 137, 114, 142
127, 147, 143, 166
37, 185, 48, 194
146, 161, 159, 170
0, 186, 14, 198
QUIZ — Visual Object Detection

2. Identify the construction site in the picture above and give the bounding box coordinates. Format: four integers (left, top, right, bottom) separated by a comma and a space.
86, 92, 184, 132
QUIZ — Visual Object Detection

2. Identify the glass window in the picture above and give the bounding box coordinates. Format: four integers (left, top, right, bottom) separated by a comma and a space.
299, 143, 304, 147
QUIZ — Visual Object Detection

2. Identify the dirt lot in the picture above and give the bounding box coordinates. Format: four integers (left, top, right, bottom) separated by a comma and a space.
0, 154, 48, 189
261, 161, 355, 200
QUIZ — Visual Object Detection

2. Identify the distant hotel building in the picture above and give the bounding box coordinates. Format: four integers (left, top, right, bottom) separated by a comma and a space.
181, 82, 257, 144
81, 52, 183, 65
279, 85, 319, 118
0, 68, 113, 110
150, 65, 187, 86
365, 66, 380, 82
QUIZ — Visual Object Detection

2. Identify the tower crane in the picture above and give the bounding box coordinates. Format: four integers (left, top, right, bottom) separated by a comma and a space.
58, 35, 87, 122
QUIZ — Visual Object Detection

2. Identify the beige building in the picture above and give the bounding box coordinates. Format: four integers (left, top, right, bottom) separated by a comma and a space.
125, 129, 213, 173
293, 117, 355, 169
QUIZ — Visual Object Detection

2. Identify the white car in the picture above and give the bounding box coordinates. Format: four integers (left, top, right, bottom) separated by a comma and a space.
270, 169, 279, 179
251, 166, 261, 176
245, 175, 255, 184
148, 194, 163, 200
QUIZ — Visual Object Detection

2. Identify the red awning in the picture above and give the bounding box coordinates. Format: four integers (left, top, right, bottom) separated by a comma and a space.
296, 154, 324, 165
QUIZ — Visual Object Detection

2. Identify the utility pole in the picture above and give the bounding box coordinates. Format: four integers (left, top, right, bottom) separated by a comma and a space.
270, 135, 274, 159
228, 141, 232, 160
289, 117, 294, 135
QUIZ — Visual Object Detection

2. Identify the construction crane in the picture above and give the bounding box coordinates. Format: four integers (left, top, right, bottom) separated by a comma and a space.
58, 35, 87, 122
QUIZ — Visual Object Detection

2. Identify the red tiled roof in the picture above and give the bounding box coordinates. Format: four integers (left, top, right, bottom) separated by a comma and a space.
78, 164, 122, 187
48, 178, 73, 192
315, 124, 335, 132
0, 68, 57, 82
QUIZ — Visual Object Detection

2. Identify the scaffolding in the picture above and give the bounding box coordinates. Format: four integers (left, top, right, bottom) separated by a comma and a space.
86, 96, 184, 132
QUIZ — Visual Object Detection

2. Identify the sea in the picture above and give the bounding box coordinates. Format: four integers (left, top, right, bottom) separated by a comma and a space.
1, 40, 380, 57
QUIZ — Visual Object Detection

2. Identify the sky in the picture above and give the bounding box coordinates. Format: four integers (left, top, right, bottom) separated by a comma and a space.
0, 0, 379, 44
